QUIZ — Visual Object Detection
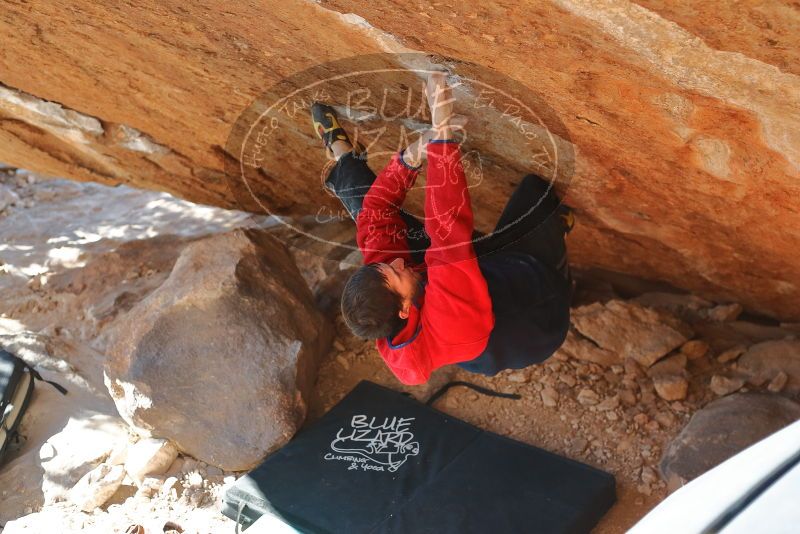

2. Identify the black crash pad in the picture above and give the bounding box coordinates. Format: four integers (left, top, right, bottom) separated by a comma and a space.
222, 380, 616, 533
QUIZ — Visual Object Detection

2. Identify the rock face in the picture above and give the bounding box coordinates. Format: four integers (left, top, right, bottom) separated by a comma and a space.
1, 2, 799, 320
660, 393, 800, 487
104, 229, 331, 471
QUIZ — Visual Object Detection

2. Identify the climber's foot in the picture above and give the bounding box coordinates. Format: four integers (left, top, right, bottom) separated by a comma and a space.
311, 102, 352, 157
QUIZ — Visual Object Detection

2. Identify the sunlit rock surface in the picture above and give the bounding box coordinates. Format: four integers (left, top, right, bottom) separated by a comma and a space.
0, 1, 798, 319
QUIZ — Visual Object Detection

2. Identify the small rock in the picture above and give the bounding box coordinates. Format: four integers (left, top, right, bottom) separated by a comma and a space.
596, 395, 620, 411
767, 371, 788, 393
556, 330, 619, 367
616, 437, 633, 453
335, 355, 350, 370
137, 476, 166, 499
540, 386, 559, 407
333, 340, 345, 351
707, 303, 743, 322
187, 470, 204, 489
641, 466, 659, 485
680, 340, 709, 360
577, 388, 600, 406
507, 371, 527, 383
559, 374, 577, 388
710, 375, 745, 396
653, 374, 688, 401
570, 437, 589, 455
717, 345, 746, 363
125, 438, 179, 486
68, 463, 126, 512
619, 389, 637, 406
647, 353, 687, 377
624, 358, 645, 379
633, 413, 650, 426
738, 340, 800, 394
655, 411, 676, 428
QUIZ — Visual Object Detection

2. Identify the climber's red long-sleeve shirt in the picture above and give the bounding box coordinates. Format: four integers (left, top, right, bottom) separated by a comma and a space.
356, 141, 495, 385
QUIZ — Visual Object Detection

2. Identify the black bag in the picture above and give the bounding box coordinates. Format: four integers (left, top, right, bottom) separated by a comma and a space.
222, 380, 616, 533
0, 349, 67, 466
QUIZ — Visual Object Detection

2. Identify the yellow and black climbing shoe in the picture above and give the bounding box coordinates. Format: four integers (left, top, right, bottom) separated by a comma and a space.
311, 102, 350, 152
558, 204, 575, 234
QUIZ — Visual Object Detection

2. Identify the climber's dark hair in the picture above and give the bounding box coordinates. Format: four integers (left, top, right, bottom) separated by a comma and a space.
341, 263, 406, 340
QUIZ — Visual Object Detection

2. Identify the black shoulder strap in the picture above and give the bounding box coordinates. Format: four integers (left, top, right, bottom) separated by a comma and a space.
426, 380, 520, 406
25, 364, 68, 395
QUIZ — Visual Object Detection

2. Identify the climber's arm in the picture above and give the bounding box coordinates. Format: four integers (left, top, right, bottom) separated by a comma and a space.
355, 152, 419, 266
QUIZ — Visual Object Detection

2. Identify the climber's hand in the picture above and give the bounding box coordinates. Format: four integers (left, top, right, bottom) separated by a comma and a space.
426, 71, 456, 139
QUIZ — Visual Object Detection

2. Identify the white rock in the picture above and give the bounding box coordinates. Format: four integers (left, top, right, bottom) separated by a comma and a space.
124, 438, 179, 486
68, 463, 126, 512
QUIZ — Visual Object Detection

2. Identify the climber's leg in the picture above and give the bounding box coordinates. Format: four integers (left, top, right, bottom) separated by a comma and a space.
313, 103, 432, 263
474, 174, 573, 281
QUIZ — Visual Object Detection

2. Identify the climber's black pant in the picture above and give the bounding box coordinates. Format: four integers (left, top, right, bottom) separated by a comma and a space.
324, 151, 570, 280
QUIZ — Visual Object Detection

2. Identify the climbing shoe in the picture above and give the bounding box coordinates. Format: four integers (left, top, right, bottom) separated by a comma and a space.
559, 205, 575, 234
311, 102, 351, 155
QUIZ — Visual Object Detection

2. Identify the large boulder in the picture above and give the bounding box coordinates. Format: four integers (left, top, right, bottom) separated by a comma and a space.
104, 229, 331, 470
660, 393, 800, 489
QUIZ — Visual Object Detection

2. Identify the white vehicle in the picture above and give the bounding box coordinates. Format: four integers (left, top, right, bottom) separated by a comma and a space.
630, 420, 800, 533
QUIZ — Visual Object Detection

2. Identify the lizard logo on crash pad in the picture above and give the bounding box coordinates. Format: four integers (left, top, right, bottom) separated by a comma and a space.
324, 414, 420, 472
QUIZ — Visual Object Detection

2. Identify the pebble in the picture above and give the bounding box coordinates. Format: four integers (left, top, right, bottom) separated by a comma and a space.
707, 303, 743, 322
577, 388, 600, 406
633, 413, 650, 426
541, 386, 559, 407
596, 395, 620, 411
680, 340, 709, 360
717, 345, 746, 363
619, 389, 637, 406
767, 371, 788, 393
623, 358, 645, 379
336, 355, 350, 370
507, 371, 527, 383
641, 466, 659, 485
333, 340, 345, 351
710, 375, 745, 396
187, 471, 204, 489
654, 411, 676, 428
647, 353, 687, 377
653, 374, 688, 401
559, 374, 577, 388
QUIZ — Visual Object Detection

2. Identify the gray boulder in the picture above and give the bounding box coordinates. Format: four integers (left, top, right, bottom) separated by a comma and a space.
660, 393, 800, 489
104, 229, 331, 471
